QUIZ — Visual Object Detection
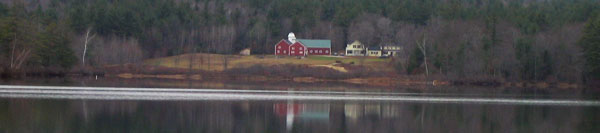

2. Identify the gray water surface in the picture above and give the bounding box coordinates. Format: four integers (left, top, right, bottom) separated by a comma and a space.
0, 79, 599, 133
0, 85, 599, 106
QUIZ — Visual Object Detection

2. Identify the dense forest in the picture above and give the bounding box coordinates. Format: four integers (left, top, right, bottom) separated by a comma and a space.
0, 0, 599, 83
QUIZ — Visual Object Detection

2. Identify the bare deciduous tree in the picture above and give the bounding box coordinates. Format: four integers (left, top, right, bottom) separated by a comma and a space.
82, 27, 96, 66
416, 34, 429, 76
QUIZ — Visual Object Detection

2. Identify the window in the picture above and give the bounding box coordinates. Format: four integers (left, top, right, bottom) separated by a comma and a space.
284, 51, 287, 54
277, 50, 280, 53
310, 50, 313, 53
278, 46, 281, 49
319, 50, 322, 53
300, 47, 303, 50
347, 51, 353, 54
325, 50, 329, 53
353, 45, 356, 48
291, 47, 295, 50
300, 51, 303, 54
291, 51, 295, 54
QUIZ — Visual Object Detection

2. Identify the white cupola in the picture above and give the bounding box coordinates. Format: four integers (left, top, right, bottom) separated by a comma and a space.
288, 32, 297, 43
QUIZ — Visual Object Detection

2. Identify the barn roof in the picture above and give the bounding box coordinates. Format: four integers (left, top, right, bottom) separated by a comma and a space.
297, 39, 331, 48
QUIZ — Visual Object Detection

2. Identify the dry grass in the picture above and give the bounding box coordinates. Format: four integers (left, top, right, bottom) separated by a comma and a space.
143, 53, 393, 72
312, 65, 348, 72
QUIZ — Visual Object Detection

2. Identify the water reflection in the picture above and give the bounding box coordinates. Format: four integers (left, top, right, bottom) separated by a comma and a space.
0, 98, 599, 133
1, 78, 600, 133
274, 102, 330, 131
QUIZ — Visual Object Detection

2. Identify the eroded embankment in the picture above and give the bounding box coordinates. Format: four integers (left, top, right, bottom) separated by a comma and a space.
101, 63, 583, 89
101, 63, 444, 87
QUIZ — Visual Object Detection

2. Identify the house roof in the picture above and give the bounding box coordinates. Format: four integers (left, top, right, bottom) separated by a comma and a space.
297, 39, 331, 48
367, 46, 381, 50
348, 40, 363, 46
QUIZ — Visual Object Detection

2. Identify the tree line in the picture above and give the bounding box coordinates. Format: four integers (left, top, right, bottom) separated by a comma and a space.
0, 0, 599, 83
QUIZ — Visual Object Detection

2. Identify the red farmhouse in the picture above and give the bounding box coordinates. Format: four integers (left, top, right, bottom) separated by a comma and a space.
274, 32, 332, 56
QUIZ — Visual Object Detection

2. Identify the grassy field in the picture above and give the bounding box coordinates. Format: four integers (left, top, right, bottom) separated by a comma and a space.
143, 53, 394, 72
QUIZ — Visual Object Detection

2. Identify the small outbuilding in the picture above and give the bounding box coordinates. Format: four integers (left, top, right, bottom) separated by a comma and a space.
239, 48, 251, 56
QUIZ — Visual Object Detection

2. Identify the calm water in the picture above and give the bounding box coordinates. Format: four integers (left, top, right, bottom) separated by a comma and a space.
0, 78, 599, 133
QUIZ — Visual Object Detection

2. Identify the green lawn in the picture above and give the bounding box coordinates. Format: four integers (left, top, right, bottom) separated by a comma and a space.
307, 56, 388, 63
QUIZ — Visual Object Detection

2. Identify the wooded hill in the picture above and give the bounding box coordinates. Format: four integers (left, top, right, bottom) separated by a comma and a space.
0, 0, 599, 83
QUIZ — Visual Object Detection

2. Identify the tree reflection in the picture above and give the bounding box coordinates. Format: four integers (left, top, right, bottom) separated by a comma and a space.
0, 99, 598, 133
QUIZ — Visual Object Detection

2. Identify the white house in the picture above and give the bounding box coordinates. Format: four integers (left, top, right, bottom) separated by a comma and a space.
345, 40, 366, 56
367, 46, 382, 57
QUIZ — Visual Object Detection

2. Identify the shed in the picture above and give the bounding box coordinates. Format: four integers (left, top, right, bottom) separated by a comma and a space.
239, 48, 251, 56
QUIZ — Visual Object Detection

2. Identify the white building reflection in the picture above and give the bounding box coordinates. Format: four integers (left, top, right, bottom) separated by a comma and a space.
344, 103, 400, 120
274, 102, 330, 131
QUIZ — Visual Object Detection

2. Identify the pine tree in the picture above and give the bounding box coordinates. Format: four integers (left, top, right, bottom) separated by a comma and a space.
578, 14, 600, 78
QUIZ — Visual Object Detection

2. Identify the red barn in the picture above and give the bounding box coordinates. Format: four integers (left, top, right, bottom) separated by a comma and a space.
274, 40, 290, 55
307, 48, 330, 55
300, 39, 331, 55
274, 32, 331, 56
289, 42, 306, 56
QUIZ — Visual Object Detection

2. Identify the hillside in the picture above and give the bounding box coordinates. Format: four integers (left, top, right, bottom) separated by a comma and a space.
1, 0, 599, 84
143, 53, 395, 72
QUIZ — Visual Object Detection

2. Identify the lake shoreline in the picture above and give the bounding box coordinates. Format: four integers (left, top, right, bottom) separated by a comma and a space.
98, 73, 582, 89
0, 69, 585, 90
0, 56, 589, 90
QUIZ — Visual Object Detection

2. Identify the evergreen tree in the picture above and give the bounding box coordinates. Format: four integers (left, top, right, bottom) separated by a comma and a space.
538, 50, 553, 80
578, 14, 600, 79
515, 37, 535, 80
407, 47, 424, 74
33, 23, 77, 70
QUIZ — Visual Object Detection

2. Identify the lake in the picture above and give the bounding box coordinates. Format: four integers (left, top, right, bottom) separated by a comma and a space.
0, 78, 599, 133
